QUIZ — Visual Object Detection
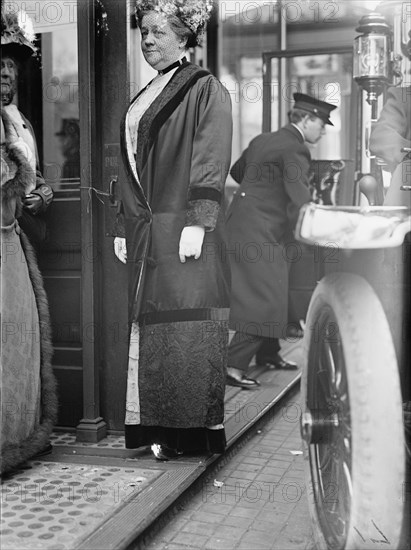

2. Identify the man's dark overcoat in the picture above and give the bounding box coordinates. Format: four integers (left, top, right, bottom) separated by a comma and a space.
226, 124, 311, 339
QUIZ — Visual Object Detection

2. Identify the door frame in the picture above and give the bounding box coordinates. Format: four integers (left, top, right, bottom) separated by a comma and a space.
76, 0, 131, 440
262, 46, 353, 132
75, 0, 106, 442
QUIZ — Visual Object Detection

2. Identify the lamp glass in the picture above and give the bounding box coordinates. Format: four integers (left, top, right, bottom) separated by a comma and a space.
353, 34, 389, 79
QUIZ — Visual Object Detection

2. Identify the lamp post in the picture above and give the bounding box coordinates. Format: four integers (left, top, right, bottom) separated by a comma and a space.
353, 12, 394, 205
353, 12, 392, 109
353, 3, 410, 205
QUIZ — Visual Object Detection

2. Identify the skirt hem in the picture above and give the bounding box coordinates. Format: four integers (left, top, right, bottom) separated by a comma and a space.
125, 424, 226, 454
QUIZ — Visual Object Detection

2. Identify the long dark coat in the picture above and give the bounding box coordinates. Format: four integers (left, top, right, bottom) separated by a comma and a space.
119, 64, 232, 323
117, 63, 232, 451
226, 124, 311, 339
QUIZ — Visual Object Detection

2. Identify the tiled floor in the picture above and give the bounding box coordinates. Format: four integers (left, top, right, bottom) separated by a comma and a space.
143, 393, 315, 550
51, 432, 126, 449
1, 459, 160, 549
0, 339, 304, 550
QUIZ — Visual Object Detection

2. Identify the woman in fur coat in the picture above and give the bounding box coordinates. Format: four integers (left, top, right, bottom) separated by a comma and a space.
1, 109, 57, 474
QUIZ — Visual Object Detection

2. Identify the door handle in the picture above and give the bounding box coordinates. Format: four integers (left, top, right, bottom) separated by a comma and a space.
109, 176, 118, 205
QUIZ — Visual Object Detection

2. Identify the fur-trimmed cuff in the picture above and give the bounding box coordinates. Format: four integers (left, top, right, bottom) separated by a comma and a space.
185, 199, 220, 231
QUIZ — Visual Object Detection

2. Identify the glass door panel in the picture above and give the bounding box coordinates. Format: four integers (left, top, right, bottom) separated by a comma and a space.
42, 23, 80, 190
8, 0, 80, 190
266, 50, 353, 160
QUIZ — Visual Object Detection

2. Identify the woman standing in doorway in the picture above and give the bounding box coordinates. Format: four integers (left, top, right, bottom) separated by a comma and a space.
113, 0, 232, 460
1, 8, 57, 474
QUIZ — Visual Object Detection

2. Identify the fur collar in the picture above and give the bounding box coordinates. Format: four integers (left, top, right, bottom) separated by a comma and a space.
1, 108, 36, 212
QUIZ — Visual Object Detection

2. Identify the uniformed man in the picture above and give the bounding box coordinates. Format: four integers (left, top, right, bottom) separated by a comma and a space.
226, 92, 337, 389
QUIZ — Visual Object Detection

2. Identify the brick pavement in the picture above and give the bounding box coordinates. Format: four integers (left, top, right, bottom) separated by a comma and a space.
144, 391, 315, 550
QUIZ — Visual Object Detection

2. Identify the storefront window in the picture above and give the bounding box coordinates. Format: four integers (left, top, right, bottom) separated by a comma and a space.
268, 51, 353, 160
219, 0, 379, 190
220, 1, 280, 162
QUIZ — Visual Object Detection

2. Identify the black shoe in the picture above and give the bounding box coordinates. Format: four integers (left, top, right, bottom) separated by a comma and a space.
226, 373, 260, 390
151, 444, 184, 461
258, 353, 298, 370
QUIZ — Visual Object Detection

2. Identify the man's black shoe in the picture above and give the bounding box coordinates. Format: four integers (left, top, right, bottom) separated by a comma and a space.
258, 353, 298, 370
226, 373, 260, 389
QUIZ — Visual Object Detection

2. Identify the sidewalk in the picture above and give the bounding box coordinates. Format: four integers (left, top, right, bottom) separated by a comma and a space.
142, 389, 314, 550
0, 340, 303, 550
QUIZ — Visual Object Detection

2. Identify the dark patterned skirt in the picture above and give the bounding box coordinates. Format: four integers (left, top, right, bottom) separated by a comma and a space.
125, 318, 228, 453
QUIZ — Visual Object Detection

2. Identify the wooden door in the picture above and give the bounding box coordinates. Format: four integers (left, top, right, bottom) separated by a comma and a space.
27, 0, 131, 438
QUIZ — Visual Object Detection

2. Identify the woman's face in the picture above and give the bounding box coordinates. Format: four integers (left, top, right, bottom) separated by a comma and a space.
140, 12, 186, 71
1, 56, 18, 105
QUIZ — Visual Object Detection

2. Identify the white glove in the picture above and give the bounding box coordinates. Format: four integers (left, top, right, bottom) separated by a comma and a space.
114, 237, 127, 264
179, 225, 205, 263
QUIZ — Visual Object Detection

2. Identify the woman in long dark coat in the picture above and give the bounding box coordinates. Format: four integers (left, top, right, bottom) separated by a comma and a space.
114, 0, 232, 459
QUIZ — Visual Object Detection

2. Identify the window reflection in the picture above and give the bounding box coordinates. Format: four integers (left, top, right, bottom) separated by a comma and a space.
220, 2, 280, 162
41, 15, 79, 189
283, 53, 352, 160
8, 0, 80, 190
218, 0, 368, 197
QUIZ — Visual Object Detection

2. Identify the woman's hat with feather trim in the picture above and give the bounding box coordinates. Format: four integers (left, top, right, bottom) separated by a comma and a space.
135, 0, 214, 40
1, 6, 37, 62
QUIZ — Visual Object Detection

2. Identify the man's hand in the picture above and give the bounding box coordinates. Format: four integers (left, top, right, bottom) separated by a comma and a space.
179, 226, 205, 263
22, 193, 43, 215
114, 237, 127, 263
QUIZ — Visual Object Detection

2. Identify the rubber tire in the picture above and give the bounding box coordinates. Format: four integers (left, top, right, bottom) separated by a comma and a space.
301, 273, 405, 550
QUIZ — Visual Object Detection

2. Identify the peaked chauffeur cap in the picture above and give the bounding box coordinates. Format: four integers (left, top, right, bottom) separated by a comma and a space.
293, 93, 337, 126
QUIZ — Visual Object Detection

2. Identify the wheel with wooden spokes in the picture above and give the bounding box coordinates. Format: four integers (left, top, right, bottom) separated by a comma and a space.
300, 273, 405, 550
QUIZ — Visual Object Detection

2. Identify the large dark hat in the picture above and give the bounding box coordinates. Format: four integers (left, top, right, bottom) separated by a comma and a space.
293, 93, 337, 126
1, 7, 37, 62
